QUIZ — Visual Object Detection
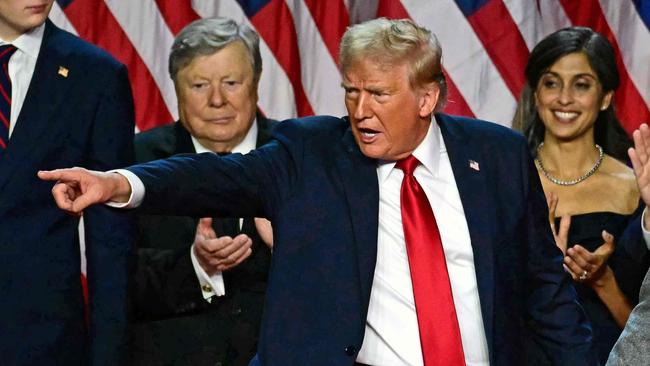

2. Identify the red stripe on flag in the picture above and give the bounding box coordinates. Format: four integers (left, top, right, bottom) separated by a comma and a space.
377, 0, 475, 118
303, 0, 350, 67
376, 0, 409, 18
63, 0, 174, 131
444, 73, 476, 118
251, 0, 314, 116
465, 0, 528, 98
560, 0, 650, 132
155, 0, 201, 35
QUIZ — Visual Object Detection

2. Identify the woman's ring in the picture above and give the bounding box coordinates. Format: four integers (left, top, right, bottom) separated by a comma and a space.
579, 270, 588, 281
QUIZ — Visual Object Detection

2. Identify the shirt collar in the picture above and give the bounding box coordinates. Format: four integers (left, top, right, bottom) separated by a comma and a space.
0, 22, 45, 59
191, 118, 258, 154
377, 115, 442, 182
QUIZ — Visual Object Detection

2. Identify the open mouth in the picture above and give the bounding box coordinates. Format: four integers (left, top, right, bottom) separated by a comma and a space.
553, 110, 579, 122
358, 127, 379, 140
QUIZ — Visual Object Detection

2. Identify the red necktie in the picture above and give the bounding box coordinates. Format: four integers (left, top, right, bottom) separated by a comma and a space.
0, 44, 17, 154
396, 155, 465, 365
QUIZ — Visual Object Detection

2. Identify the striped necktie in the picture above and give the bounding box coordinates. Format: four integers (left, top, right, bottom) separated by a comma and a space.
0, 44, 17, 154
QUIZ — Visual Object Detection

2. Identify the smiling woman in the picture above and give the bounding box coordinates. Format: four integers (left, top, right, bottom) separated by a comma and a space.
513, 27, 650, 364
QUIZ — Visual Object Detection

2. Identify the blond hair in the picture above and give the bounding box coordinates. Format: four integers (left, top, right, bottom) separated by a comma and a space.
340, 18, 447, 111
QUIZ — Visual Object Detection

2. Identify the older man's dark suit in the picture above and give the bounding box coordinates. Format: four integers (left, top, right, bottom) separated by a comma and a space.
131, 116, 274, 366
128, 114, 593, 366
0, 21, 134, 365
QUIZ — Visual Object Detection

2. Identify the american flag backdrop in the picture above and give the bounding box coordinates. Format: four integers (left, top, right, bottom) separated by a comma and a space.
48, 0, 650, 135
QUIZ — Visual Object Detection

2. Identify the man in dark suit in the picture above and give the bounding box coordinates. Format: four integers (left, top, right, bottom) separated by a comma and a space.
130, 17, 274, 366
0, 1, 134, 365
41, 18, 594, 365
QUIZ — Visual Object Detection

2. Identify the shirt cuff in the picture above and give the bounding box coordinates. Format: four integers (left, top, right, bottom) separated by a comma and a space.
190, 244, 225, 301
641, 206, 650, 251
105, 169, 145, 208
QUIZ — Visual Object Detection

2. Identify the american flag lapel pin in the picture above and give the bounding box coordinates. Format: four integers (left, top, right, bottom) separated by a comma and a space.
58, 66, 69, 78
469, 159, 480, 171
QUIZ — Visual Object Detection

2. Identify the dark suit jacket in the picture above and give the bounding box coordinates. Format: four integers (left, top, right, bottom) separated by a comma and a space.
0, 21, 134, 365
131, 116, 275, 366
128, 114, 593, 366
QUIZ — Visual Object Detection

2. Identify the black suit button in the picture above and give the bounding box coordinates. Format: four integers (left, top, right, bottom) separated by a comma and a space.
215, 362, 223, 366
232, 307, 242, 316
344, 345, 356, 356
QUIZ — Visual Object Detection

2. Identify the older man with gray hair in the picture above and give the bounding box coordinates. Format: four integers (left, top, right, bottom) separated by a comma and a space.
130, 17, 274, 366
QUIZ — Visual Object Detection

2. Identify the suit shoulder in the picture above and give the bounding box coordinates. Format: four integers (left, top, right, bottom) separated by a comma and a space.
48, 24, 125, 71
438, 113, 526, 146
135, 123, 176, 146
135, 123, 178, 162
273, 115, 348, 140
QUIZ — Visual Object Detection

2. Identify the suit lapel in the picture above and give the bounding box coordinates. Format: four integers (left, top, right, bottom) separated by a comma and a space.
255, 113, 275, 146
335, 126, 379, 308
437, 114, 497, 358
173, 122, 197, 154
0, 21, 76, 190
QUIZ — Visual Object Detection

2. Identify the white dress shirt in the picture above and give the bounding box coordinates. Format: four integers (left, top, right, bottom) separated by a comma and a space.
356, 119, 490, 366
640, 208, 650, 251
114, 116, 650, 361
0, 23, 44, 137
189, 121, 258, 300
117, 120, 258, 301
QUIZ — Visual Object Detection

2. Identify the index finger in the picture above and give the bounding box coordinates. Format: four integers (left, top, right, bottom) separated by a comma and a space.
38, 169, 72, 182
50, 182, 78, 214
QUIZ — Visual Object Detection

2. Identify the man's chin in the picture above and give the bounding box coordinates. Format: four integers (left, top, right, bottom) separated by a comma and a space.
358, 146, 387, 160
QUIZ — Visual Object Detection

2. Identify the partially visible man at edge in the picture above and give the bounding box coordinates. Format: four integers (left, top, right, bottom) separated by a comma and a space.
40, 18, 595, 366
131, 17, 274, 366
0, 0, 134, 364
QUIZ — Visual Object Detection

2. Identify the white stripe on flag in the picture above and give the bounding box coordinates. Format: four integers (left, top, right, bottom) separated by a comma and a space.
105, 0, 178, 121
284, 0, 347, 117
600, 0, 650, 108
503, 0, 543, 51
401, 0, 517, 125
48, 3, 78, 36
538, 0, 572, 36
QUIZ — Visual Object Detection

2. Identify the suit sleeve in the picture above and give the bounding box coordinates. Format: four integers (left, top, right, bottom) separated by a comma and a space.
607, 268, 650, 365
520, 140, 597, 365
133, 247, 210, 321
611, 205, 650, 304
81, 62, 135, 366
127, 119, 303, 219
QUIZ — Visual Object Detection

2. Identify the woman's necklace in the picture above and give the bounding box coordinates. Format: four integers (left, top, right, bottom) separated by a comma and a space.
535, 142, 604, 186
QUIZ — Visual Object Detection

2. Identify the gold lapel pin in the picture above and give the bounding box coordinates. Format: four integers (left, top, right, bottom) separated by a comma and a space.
468, 159, 480, 171
58, 66, 69, 78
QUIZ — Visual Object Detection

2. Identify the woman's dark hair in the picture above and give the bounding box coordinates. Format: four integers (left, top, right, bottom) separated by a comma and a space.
513, 26, 631, 162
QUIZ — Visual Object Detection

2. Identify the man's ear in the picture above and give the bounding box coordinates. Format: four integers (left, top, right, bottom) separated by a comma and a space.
418, 82, 440, 118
